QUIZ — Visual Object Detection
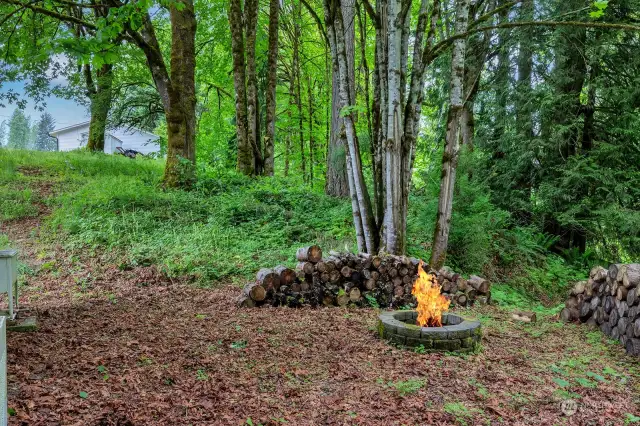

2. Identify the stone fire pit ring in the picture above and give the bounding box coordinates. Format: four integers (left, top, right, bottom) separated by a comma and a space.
378, 311, 481, 353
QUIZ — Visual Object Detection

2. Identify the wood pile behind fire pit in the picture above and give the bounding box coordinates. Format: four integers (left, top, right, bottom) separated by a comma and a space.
237, 245, 492, 309
561, 264, 640, 356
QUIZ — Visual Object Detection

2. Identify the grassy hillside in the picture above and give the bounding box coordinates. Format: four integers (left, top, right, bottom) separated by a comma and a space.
0, 150, 585, 302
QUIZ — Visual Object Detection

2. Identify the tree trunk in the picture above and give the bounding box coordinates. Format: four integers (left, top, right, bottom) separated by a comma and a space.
308, 76, 315, 184
325, 0, 355, 197
429, 0, 470, 269
293, 2, 306, 182
229, 0, 251, 174
86, 64, 113, 152
245, 0, 261, 174
263, 0, 279, 176
162, 0, 197, 187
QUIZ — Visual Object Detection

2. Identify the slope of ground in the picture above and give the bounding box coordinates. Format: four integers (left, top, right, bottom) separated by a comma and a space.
0, 179, 637, 424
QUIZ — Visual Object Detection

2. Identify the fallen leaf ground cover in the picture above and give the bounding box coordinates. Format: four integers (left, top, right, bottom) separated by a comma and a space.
1, 214, 639, 426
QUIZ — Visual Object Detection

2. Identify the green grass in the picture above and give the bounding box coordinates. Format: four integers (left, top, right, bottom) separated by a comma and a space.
0, 149, 589, 298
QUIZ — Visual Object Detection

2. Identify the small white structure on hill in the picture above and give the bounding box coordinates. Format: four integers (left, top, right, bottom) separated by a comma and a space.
50, 121, 161, 155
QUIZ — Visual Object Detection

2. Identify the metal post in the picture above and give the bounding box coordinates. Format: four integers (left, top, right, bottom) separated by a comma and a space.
0, 316, 7, 426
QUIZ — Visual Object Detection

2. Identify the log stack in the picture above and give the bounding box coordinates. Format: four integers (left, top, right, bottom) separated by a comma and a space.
561, 264, 640, 357
237, 245, 492, 310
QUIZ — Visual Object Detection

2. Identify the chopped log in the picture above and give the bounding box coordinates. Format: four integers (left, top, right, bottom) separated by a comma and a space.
589, 296, 600, 312
439, 266, 455, 281
296, 262, 315, 275
296, 245, 323, 263
609, 263, 622, 282
468, 275, 490, 294
322, 294, 335, 306
611, 281, 619, 296
320, 271, 331, 283
442, 280, 452, 293
626, 338, 640, 356
617, 301, 629, 318
635, 319, 640, 338
617, 286, 628, 301
623, 264, 640, 289
392, 276, 403, 287
300, 281, 310, 292
399, 267, 409, 276
628, 287, 639, 308
389, 268, 399, 278
365, 278, 376, 290
371, 256, 382, 269
604, 296, 615, 314
512, 311, 537, 323
329, 269, 342, 283
565, 296, 579, 310
616, 264, 627, 284
394, 286, 405, 297
590, 266, 608, 282
291, 282, 302, 292
324, 260, 336, 272
457, 277, 469, 292
560, 307, 579, 322
257, 268, 281, 291
579, 302, 593, 322
572, 281, 586, 295
611, 326, 620, 340
274, 265, 296, 285
600, 322, 612, 337
402, 275, 412, 284
618, 316, 629, 336
243, 282, 266, 301
315, 261, 327, 273
237, 294, 256, 308
341, 266, 354, 278
456, 293, 468, 306
336, 292, 349, 307
349, 287, 361, 302
609, 308, 619, 328
594, 307, 608, 324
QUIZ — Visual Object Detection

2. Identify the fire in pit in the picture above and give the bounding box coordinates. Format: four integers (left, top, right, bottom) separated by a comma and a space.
412, 262, 451, 327
378, 262, 481, 353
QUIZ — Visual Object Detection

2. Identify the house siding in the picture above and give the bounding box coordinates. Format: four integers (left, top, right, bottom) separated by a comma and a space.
51, 123, 160, 155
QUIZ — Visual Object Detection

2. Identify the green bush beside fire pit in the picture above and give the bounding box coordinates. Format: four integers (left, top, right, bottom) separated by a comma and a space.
378, 311, 481, 353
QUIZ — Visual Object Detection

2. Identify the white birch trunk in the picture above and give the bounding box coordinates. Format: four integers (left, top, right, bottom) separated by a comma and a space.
429, 0, 470, 269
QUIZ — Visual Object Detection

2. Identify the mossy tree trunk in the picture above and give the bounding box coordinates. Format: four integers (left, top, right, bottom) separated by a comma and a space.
85, 63, 114, 152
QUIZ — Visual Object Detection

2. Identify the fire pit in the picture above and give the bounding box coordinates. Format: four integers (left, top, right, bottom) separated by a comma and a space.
377, 311, 481, 353
377, 262, 481, 353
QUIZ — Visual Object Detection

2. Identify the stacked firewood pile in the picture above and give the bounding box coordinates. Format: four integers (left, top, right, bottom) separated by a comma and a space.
561, 264, 640, 356
237, 245, 492, 309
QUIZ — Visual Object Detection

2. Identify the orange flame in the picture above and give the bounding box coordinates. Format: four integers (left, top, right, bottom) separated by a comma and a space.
412, 262, 451, 327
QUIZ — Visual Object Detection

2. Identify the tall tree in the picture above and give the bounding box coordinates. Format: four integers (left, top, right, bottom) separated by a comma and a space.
7, 109, 30, 149
430, 0, 471, 269
34, 112, 56, 151
263, 0, 280, 176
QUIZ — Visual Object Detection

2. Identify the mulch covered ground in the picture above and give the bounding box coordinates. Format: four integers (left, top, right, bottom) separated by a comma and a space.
2, 218, 639, 425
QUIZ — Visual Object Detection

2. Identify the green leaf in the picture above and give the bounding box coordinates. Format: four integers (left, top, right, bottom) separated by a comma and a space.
79, 391, 88, 399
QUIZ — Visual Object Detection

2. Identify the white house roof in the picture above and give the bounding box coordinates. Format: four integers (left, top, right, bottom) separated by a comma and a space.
50, 121, 159, 139
49, 121, 91, 136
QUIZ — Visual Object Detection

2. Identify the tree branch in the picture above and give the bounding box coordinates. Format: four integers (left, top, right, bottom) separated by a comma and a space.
1, 0, 97, 29
300, 0, 328, 45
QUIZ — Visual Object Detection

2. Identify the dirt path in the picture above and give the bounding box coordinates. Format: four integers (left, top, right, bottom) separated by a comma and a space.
1, 215, 639, 425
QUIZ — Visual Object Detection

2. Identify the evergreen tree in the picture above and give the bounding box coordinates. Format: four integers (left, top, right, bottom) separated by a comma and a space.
7, 109, 31, 149
0, 121, 6, 147
34, 113, 56, 151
